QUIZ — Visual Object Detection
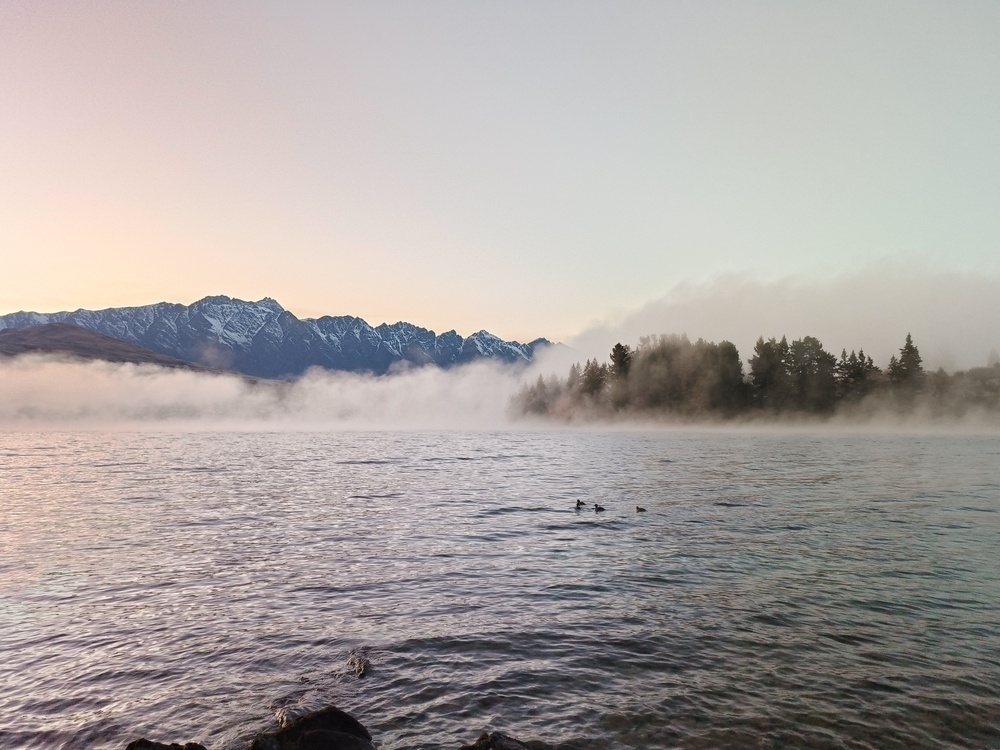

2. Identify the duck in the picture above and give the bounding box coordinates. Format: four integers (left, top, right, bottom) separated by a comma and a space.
636, 505, 647, 513
575, 499, 586, 509
594, 503, 606, 512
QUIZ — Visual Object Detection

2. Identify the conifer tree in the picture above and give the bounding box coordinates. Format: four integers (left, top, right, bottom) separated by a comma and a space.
566, 362, 581, 392
749, 336, 790, 410
610, 343, 632, 379
581, 358, 608, 396
888, 333, 924, 387
837, 347, 880, 399
787, 336, 837, 412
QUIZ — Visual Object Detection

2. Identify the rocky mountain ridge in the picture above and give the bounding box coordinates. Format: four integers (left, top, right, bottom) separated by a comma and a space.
0, 323, 215, 372
0, 296, 550, 378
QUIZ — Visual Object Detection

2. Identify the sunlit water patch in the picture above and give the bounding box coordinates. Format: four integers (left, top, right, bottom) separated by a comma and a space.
1, 430, 998, 749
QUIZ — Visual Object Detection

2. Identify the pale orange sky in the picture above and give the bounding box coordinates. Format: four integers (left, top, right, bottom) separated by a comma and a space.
2, 2, 998, 344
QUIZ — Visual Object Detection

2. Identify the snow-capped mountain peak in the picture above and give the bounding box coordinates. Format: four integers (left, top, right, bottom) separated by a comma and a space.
0, 296, 550, 378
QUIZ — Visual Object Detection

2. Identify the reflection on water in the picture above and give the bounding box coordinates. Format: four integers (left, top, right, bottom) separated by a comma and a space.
1, 430, 998, 749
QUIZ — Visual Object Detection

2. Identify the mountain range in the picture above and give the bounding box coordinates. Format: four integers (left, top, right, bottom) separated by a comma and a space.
0, 323, 216, 372
0, 296, 550, 378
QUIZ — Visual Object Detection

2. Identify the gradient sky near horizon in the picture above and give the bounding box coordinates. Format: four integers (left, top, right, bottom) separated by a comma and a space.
2, 1, 998, 347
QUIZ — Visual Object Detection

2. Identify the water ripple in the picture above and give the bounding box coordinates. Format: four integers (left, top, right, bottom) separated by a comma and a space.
0, 430, 998, 749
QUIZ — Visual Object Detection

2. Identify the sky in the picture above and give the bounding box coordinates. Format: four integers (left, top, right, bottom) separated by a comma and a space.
2, 1, 998, 367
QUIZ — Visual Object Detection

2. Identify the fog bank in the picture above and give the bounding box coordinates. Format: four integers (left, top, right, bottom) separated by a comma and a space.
0, 355, 524, 429
566, 266, 1000, 372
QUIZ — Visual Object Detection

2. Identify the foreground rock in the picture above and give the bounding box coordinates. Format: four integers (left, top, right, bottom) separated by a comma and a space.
459, 730, 532, 750
124, 704, 534, 750
248, 706, 375, 750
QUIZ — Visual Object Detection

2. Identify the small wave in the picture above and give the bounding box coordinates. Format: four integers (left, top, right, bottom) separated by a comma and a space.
479, 505, 550, 517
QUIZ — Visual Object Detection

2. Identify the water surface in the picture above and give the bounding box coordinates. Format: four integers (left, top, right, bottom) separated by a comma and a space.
1, 429, 998, 749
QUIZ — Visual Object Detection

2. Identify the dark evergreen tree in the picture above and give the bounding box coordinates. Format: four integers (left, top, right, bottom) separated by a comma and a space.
608, 343, 632, 409
836, 348, 880, 400
749, 336, 790, 410
787, 336, 837, 412
628, 334, 692, 411
610, 343, 633, 379
707, 340, 748, 413
580, 358, 608, 397
509, 329, 977, 422
888, 333, 924, 387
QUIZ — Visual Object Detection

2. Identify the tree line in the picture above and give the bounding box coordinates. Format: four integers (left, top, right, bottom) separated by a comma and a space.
512, 333, 1000, 420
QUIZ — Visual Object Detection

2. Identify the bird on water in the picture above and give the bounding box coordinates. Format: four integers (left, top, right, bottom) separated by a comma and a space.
594, 503, 606, 512
575, 499, 586, 509
636, 506, 647, 512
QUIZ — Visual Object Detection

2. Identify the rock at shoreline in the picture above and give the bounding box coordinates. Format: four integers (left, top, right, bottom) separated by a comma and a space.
459, 731, 532, 750
124, 705, 535, 749
125, 740, 207, 750
249, 706, 375, 750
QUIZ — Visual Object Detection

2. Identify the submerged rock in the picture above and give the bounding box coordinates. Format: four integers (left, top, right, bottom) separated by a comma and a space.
459, 731, 532, 750
124, 704, 537, 750
248, 706, 375, 750
346, 648, 370, 678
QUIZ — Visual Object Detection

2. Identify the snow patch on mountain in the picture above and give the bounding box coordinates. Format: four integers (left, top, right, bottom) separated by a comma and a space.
0, 295, 550, 378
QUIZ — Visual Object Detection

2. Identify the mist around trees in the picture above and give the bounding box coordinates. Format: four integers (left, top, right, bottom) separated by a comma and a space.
512, 333, 1000, 422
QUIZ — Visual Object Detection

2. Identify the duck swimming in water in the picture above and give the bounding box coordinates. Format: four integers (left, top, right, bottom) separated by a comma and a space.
636, 506, 647, 512
594, 503, 606, 512
575, 499, 586, 509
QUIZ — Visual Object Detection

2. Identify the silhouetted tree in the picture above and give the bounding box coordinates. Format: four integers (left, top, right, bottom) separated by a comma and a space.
580, 358, 608, 397
705, 339, 748, 413
749, 336, 790, 411
836, 348, 880, 400
566, 362, 581, 394
618, 335, 746, 416
610, 343, 632, 379
629, 334, 694, 411
888, 333, 924, 388
607, 343, 632, 408
510, 328, 999, 422
787, 336, 837, 412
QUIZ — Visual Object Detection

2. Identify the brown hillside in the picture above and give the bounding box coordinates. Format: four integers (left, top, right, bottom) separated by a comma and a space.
0, 323, 210, 371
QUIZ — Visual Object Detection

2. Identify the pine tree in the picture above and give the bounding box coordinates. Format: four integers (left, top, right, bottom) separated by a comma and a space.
749, 336, 790, 410
610, 343, 632, 379
787, 336, 837, 412
581, 359, 608, 396
888, 333, 924, 387
566, 362, 581, 392
837, 347, 880, 400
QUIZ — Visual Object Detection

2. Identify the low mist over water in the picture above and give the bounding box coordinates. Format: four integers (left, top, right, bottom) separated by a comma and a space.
0, 356, 521, 429
2, 351, 999, 432
1, 429, 998, 749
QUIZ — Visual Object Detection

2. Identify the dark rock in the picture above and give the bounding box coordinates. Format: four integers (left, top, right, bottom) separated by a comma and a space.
125, 704, 540, 750
347, 649, 370, 677
125, 740, 207, 750
249, 706, 375, 750
459, 730, 532, 750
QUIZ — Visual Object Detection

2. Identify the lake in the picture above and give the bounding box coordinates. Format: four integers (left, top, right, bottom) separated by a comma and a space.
1, 428, 998, 749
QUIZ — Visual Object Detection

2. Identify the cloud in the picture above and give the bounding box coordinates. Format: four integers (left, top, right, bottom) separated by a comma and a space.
0, 355, 526, 429
565, 265, 1000, 372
